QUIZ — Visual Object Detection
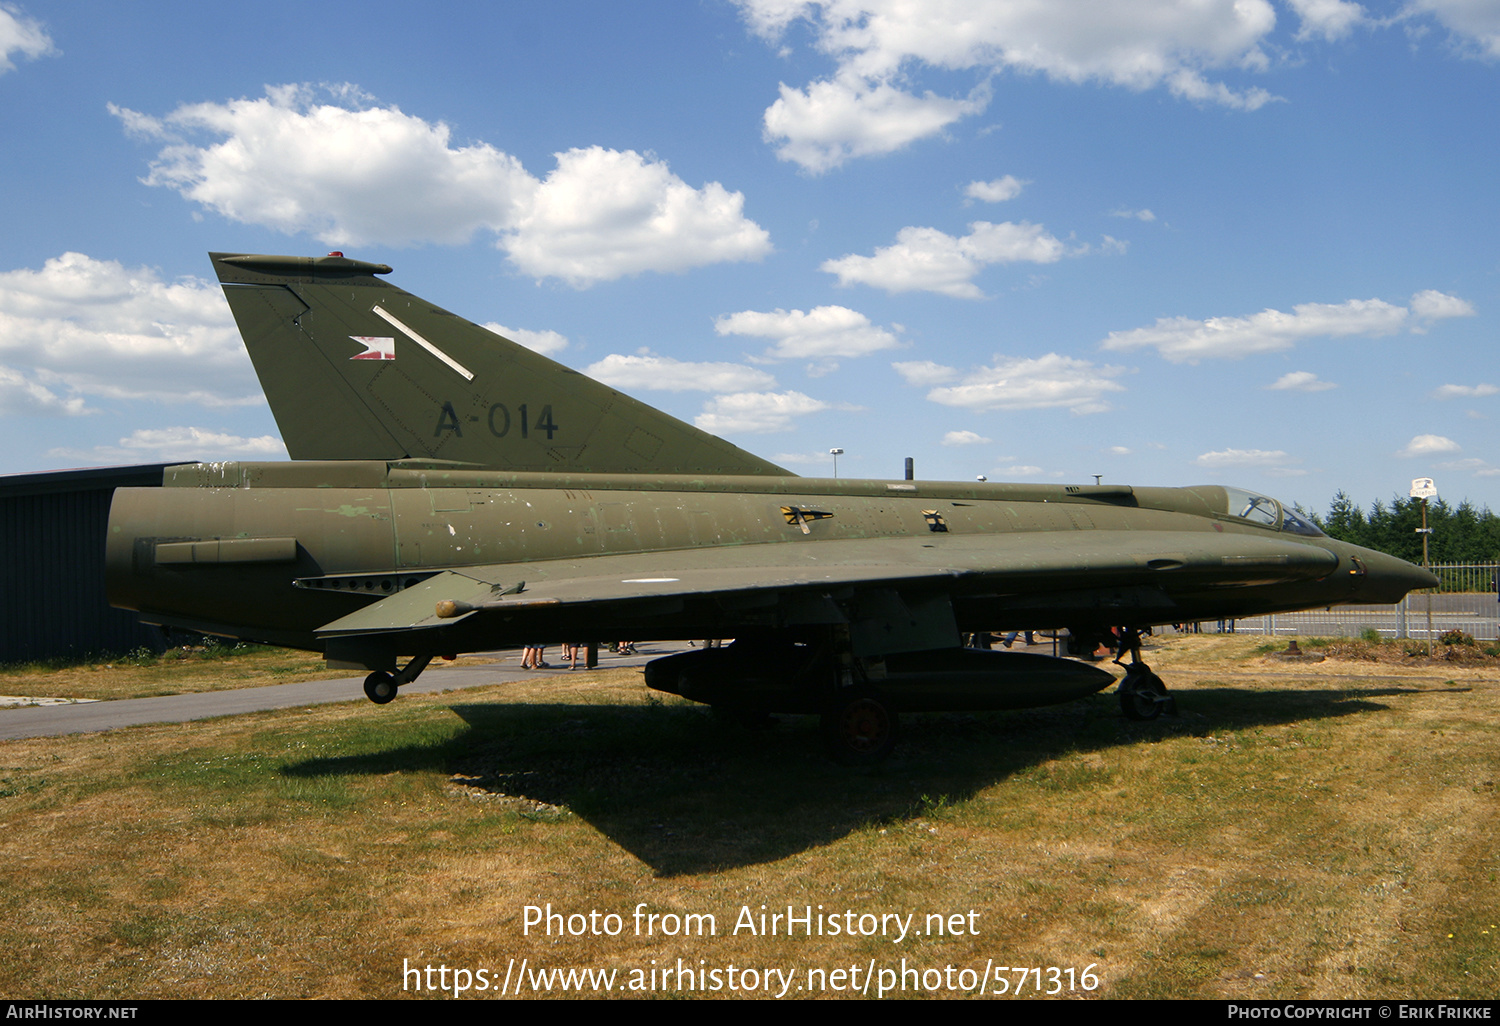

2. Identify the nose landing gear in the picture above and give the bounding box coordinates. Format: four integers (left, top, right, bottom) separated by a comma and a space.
1113, 628, 1177, 721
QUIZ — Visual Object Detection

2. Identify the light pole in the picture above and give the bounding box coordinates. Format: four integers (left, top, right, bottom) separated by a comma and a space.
829, 447, 843, 478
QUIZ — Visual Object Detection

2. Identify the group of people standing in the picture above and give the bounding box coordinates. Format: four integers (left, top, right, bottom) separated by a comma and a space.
519, 641, 636, 669
519, 643, 582, 669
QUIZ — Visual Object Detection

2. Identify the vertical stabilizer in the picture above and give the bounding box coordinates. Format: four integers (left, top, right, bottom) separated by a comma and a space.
211, 252, 789, 475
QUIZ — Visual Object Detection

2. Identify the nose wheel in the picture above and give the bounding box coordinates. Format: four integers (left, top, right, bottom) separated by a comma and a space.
1112, 627, 1176, 720
1117, 668, 1175, 720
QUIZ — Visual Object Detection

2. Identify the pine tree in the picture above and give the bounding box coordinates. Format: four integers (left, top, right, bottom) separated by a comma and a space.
1315, 493, 1500, 564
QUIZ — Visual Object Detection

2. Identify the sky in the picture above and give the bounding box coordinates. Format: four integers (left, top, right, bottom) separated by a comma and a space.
0, 0, 1496, 514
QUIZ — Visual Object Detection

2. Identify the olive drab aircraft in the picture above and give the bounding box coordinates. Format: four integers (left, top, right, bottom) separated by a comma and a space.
105, 252, 1439, 760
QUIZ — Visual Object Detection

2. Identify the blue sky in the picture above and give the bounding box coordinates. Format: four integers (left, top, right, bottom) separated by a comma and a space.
1, 1, 1496, 513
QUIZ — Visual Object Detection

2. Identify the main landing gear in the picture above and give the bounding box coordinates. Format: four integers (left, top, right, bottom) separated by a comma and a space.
820, 687, 898, 765
1112, 628, 1177, 722
362, 654, 434, 705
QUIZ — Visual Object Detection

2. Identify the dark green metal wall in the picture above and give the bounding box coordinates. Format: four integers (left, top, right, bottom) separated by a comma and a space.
0, 465, 172, 663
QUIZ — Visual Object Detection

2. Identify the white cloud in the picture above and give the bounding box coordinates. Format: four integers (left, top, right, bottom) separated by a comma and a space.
1398, 434, 1461, 457
922, 354, 1126, 414
1101, 296, 1427, 362
1268, 370, 1337, 392
49, 427, 287, 464
0, 4, 53, 74
115, 86, 770, 286
1109, 208, 1157, 221
1438, 457, 1500, 477
484, 323, 569, 357
964, 176, 1026, 203
1409, 0, 1500, 58
738, 0, 818, 38
1164, 69, 1276, 109
0, 252, 257, 408
942, 430, 991, 446
695, 390, 831, 434
1409, 288, 1476, 320
118, 85, 531, 248
763, 73, 986, 173
505, 146, 772, 285
1286, 0, 1368, 41
118, 427, 285, 459
0, 365, 89, 417
1432, 382, 1498, 399
822, 221, 1067, 298
1195, 448, 1293, 468
892, 360, 958, 386
739, 0, 1282, 171
714, 305, 901, 360
1106, 445, 1133, 455
583, 351, 776, 393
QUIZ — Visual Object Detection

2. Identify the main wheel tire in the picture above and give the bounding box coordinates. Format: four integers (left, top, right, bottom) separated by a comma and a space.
1118, 671, 1167, 721
364, 671, 398, 705
821, 689, 898, 764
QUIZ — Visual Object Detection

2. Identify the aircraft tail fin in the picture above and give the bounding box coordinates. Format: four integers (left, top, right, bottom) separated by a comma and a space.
210, 252, 789, 475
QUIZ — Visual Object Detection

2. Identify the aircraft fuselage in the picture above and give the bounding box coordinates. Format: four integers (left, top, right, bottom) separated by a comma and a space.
106, 460, 1433, 657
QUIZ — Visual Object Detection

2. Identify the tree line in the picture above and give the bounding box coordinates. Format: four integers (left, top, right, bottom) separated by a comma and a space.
1302, 492, 1500, 564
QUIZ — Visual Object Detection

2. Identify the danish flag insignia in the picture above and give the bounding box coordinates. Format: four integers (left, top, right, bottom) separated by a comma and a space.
349, 336, 395, 360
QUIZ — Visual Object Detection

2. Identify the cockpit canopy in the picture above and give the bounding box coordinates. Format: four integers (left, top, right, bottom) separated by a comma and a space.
1219, 486, 1324, 536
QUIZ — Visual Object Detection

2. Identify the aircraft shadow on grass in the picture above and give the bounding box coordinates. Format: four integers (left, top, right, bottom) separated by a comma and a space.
278, 682, 1448, 876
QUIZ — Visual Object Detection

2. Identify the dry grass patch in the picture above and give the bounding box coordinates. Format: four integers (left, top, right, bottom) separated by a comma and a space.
0, 640, 1496, 999
1312, 636, 1500, 669
0, 644, 347, 702
1150, 632, 1500, 681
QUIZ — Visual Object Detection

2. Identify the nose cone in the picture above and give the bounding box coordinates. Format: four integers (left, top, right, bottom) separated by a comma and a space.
1353, 548, 1440, 604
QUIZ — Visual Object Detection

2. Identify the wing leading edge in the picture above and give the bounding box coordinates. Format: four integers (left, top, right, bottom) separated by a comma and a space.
314, 530, 1339, 646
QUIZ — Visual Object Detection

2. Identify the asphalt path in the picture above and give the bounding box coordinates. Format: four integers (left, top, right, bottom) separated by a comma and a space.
0, 644, 688, 741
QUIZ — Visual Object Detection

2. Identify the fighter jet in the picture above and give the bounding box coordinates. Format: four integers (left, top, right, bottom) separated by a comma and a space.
105, 252, 1438, 760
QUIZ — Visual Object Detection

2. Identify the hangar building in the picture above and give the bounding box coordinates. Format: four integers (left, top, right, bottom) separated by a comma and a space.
0, 464, 175, 663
